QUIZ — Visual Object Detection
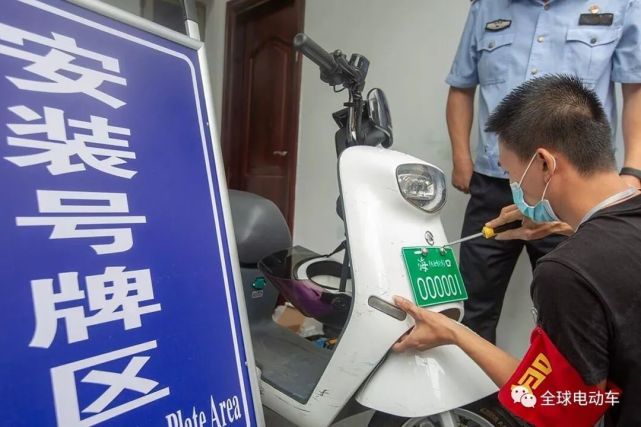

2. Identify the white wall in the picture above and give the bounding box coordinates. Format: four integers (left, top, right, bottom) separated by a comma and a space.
293, 0, 533, 357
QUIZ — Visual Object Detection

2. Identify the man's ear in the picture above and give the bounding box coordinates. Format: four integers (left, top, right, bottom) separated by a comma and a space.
537, 149, 556, 175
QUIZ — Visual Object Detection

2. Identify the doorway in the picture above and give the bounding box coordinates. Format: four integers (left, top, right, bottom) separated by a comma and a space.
221, 0, 305, 230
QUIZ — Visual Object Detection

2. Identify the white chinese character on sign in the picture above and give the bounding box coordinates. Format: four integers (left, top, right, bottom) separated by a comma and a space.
51, 341, 170, 427
16, 190, 146, 254
5, 105, 136, 178
0, 24, 126, 108
417, 259, 429, 272
30, 267, 160, 348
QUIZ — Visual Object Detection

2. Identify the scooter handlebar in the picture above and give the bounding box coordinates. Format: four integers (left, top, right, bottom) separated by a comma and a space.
293, 33, 338, 76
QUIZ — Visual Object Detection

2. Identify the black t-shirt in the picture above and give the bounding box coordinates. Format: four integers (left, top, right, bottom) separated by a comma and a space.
531, 194, 641, 427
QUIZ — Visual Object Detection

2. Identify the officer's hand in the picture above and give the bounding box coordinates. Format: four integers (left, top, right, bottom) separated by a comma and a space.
486, 204, 574, 241
392, 296, 459, 352
452, 157, 474, 194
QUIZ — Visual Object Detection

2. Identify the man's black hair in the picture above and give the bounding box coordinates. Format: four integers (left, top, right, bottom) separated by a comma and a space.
485, 74, 615, 174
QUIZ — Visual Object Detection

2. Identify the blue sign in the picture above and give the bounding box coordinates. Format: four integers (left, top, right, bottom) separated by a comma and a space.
0, 1, 259, 426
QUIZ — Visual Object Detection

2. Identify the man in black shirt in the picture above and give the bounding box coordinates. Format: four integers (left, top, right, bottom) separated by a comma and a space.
392, 75, 640, 426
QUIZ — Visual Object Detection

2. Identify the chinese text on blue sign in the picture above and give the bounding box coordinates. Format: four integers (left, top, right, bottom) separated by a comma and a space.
0, 1, 258, 426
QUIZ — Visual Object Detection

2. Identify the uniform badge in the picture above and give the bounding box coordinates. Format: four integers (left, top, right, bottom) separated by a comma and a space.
589, 4, 600, 14
485, 19, 512, 32
579, 13, 614, 26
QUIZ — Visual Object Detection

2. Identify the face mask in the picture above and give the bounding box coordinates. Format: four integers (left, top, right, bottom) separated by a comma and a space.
509, 153, 560, 223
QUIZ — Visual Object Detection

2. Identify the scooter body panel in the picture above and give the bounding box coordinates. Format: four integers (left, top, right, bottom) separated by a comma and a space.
338, 146, 497, 416
253, 146, 495, 426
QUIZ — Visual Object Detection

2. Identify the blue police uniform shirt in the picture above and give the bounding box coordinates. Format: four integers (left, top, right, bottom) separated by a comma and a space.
446, 0, 641, 179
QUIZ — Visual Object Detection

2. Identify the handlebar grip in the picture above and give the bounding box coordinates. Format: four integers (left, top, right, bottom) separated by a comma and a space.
293, 33, 338, 75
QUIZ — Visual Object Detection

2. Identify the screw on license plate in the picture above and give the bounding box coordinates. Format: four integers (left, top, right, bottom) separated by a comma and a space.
439, 247, 447, 256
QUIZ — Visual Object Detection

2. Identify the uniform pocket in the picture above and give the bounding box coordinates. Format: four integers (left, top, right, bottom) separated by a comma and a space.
477, 33, 514, 86
564, 27, 622, 85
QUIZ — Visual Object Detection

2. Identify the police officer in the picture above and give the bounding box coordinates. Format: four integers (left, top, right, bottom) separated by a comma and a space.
446, 0, 641, 343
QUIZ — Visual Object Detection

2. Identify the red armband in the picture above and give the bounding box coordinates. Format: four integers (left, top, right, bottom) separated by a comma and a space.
498, 327, 621, 427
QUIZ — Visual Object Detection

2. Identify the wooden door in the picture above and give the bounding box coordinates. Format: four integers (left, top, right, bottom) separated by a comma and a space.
221, 0, 304, 229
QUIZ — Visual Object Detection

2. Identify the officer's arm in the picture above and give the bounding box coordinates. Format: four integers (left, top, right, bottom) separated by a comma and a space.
447, 86, 476, 193
614, 0, 641, 187
447, 87, 476, 162
446, 1, 480, 194
621, 83, 641, 188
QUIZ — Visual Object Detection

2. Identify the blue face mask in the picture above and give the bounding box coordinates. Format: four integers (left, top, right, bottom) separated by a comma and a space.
510, 153, 560, 223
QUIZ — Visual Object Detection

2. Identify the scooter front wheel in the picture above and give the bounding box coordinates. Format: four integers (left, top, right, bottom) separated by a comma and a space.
367, 394, 530, 427
368, 409, 490, 427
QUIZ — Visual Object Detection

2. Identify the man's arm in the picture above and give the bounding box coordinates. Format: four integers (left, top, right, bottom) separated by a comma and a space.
621, 83, 641, 188
393, 296, 519, 388
447, 86, 476, 194
452, 317, 520, 387
393, 260, 610, 390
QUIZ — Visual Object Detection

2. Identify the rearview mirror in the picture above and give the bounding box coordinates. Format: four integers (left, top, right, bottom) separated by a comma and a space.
367, 88, 393, 148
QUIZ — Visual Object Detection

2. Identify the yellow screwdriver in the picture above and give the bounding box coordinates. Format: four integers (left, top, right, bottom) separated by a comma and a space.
442, 221, 522, 247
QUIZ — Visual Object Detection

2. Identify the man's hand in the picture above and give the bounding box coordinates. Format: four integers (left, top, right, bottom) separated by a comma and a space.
486, 205, 574, 241
452, 157, 474, 194
392, 297, 520, 388
392, 296, 460, 352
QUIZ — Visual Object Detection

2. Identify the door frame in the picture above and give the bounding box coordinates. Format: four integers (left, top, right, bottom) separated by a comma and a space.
220, 0, 305, 230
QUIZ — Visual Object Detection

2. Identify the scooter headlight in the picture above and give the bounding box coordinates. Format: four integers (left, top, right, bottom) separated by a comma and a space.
396, 164, 446, 213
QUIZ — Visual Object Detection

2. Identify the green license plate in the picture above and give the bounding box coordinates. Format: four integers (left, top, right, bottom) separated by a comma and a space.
401, 247, 468, 307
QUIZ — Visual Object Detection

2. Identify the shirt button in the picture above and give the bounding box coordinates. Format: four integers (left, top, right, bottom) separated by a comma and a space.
489, 41, 495, 49
591, 37, 598, 44
537, 36, 545, 43
531, 68, 539, 75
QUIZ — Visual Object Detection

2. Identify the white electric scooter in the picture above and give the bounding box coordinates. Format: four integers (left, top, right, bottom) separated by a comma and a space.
228, 34, 528, 427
